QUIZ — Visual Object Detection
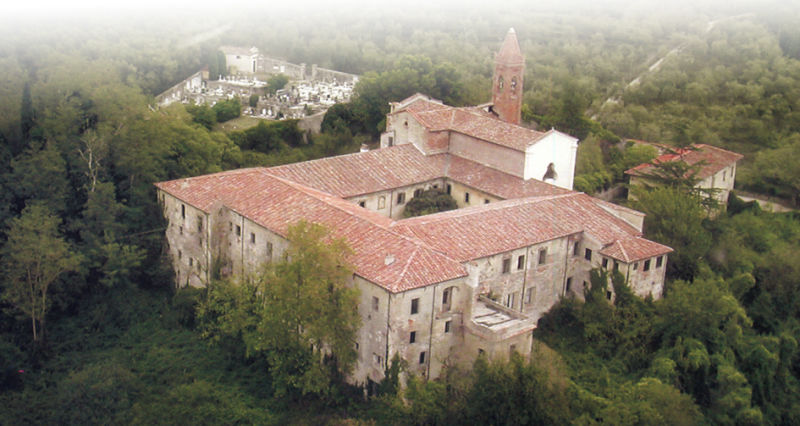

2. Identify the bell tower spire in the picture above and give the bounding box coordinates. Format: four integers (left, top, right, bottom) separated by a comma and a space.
492, 28, 525, 125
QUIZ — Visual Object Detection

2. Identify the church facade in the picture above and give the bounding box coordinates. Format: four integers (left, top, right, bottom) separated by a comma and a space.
156, 29, 672, 385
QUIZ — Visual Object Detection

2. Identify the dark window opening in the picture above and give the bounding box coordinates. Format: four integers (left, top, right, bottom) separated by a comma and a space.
538, 248, 547, 265
445, 320, 451, 333
410, 331, 416, 343
235, 225, 241, 236
517, 255, 525, 270
411, 298, 419, 315
414, 188, 423, 197
656, 256, 663, 268
250, 233, 256, 244
446, 184, 452, 195
573, 242, 580, 256
566, 277, 572, 292
419, 351, 426, 364
372, 296, 379, 312
543, 162, 558, 181
181, 204, 185, 219
602, 258, 609, 268
464, 192, 470, 203
197, 215, 203, 232
585, 248, 592, 261
358, 201, 366, 208
502, 258, 511, 274
606, 291, 612, 300
644, 259, 651, 271
484, 199, 490, 204
397, 192, 405, 205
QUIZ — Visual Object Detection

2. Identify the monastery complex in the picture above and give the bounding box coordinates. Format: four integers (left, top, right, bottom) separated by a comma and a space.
155, 29, 673, 385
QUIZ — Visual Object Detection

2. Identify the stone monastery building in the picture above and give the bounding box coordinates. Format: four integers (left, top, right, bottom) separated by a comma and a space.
156, 29, 672, 385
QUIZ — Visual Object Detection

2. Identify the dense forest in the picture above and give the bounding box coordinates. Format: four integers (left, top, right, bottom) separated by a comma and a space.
2, 0, 800, 423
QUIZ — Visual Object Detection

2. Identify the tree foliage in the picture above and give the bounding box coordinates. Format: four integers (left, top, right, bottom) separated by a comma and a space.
1, 204, 82, 342
402, 189, 458, 218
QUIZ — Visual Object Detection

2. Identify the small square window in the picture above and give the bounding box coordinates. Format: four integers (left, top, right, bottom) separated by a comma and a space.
358, 200, 366, 208
372, 296, 379, 312
410, 331, 416, 343
411, 298, 419, 315
445, 320, 451, 333
250, 232, 256, 244
419, 351, 426, 364
397, 192, 405, 205
644, 259, 651, 271
464, 192, 470, 203
656, 256, 663, 268
538, 248, 547, 265
502, 258, 511, 274
585, 248, 592, 261
517, 255, 525, 270
484, 199, 490, 204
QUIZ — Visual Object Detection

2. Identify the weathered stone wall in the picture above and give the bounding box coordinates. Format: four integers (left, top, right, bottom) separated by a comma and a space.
449, 132, 525, 178
158, 191, 211, 288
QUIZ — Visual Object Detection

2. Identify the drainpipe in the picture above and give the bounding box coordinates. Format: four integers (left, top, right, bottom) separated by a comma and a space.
240, 215, 245, 276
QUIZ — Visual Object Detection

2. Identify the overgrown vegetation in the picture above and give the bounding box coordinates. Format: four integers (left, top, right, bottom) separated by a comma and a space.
2, 1, 800, 423
402, 189, 458, 218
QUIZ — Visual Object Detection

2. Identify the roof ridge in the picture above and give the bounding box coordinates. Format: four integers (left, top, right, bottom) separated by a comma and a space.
393, 247, 419, 287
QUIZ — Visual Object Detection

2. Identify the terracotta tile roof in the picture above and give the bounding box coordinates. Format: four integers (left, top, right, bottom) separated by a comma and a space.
599, 237, 671, 263
625, 144, 743, 180
269, 144, 445, 198
391, 96, 550, 152
444, 155, 572, 199
496, 28, 524, 65
157, 170, 466, 292
391, 193, 672, 262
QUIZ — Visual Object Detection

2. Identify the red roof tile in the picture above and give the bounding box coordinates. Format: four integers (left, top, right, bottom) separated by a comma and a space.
625, 144, 743, 180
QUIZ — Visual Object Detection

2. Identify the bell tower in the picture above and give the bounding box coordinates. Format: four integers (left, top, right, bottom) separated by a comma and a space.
492, 28, 525, 125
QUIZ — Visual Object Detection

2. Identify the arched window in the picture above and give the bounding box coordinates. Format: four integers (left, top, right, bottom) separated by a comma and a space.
442, 286, 456, 312
497, 76, 504, 93
543, 163, 558, 181
510, 76, 518, 93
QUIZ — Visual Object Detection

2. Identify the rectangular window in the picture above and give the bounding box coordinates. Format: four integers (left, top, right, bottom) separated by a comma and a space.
410, 331, 416, 343
614, 261, 619, 271
633, 262, 638, 270
484, 199, 490, 204
502, 258, 511, 274
378, 196, 386, 209
388, 136, 394, 146
235, 225, 241, 237
566, 277, 572, 292
197, 215, 203, 232
573, 242, 580, 256
526, 289, 532, 304
411, 298, 419, 315
397, 192, 405, 205
602, 258, 609, 268
181, 204, 185, 219
656, 256, 663, 268
419, 351, 426, 364
445, 320, 451, 333
464, 192, 470, 203
414, 188, 423, 197
606, 291, 612, 300
250, 233, 256, 244
505, 293, 515, 308
372, 296, 379, 312
266, 241, 273, 258
517, 255, 525, 270
442, 288, 450, 305
179, 225, 183, 235
585, 248, 592, 261
538, 248, 547, 265
644, 259, 651, 271
189, 258, 193, 267
446, 184, 452, 195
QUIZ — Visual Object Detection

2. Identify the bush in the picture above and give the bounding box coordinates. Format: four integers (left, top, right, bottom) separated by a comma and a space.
403, 189, 457, 218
